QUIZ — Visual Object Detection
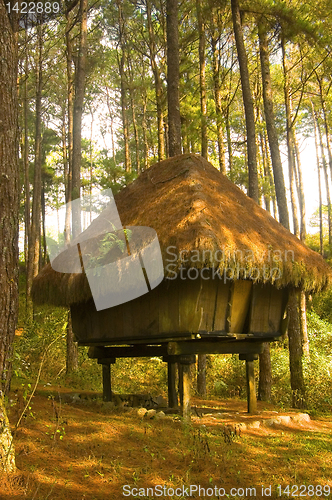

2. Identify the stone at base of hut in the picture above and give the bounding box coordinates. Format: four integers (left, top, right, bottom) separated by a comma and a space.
146, 409, 157, 419
137, 408, 148, 418
113, 393, 166, 409
264, 413, 311, 427
137, 408, 167, 420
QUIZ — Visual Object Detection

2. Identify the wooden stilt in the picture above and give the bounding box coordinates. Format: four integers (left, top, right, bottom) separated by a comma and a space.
239, 353, 258, 413
168, 362, 178, 408
102, 363, 112, 402
246, 359, 257, 414
179, 355, 195, 421
182, 364, 191, 421
178, 362, 183, 407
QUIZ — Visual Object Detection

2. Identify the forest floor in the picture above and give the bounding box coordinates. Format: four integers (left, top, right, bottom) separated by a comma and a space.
2, 385, 332, 500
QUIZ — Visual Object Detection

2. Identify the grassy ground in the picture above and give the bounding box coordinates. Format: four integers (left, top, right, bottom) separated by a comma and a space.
2, 385, 332, 500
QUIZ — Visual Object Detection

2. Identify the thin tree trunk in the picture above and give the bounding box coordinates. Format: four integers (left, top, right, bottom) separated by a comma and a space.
300, 290, 309, 357
41, 182, 47, 266
259, 129, 270, 213
118, 49, 131, 173
197, 354, 207, 398
211, 27, 226, 173
65, 10, 74, 244
68, 0, 87, 370
66, 311, 78, 373
105, 86, 117, 169
72, 0, 88, 237
23, 34, 31, 311
293, 133, 306, 241
225, 107, 232, 173
142, 89, 149, 170
317, 117, 332, 249
313, 107, 324, 255
196, 0, 207, 159
231, 0, 258, 202
317, 74, 332, 180
258, 22, 289, 229
287, 288, 306, 409
264, 129, 278, 219
130, 91, 140, 173
166, 0, 182, 156
89, 106, 93, 223
282, 38, 299, 236
27, 23, 43, 316
146, 0, 165, 161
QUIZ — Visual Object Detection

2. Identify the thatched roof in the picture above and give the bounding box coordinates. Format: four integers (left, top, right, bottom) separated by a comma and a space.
32, 154, 332, 306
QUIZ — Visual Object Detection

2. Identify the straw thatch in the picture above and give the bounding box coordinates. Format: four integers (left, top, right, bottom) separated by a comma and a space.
32, 154, 332, 306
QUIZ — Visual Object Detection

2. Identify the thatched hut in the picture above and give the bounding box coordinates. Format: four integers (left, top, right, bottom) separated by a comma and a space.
32, 154, 332, 415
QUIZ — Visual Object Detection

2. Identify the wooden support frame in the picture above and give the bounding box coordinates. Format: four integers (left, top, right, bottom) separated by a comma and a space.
89, 339, 266, 417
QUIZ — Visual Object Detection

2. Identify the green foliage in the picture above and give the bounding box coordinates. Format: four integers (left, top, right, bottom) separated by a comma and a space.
311, 286, 332, 324
207, 355, 246, 399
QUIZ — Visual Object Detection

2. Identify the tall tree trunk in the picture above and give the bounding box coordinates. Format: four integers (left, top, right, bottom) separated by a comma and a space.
317, 74, 332, 180
300, 290, 309, 357
166, 0, 182, 156
196, 0, 208, 388
313, 107, 324, 255
259, 129, 270, 213
258, 21, 289, 229
292, 134, 308, 359
146, 0, 165, 161
68, 0, 88, 371
129, 86, 140, 173
142, 87, 149, 170
293, 133, 306, 241
197, 354, 207, 398
211, 27, 226, 173
225, 107, 232, 173
105, 86, 117, 169
281, 38, 299, 236
317, 116, 332, 249
118, 49, 131, 173
196, 0, 207, 159
66, 311, 78, 373
41, 181, 47, 266
65, 10, 74, 244
287, 289, 306, 409
0, 0, 19, 472
72, 0, 88, 237
27, 23, 43, 317
231, 0, 258, 202
23, 33, 31, 311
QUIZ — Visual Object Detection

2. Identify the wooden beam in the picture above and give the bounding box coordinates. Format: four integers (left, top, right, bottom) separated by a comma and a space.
97, 358, 116, 365
167, 340, 264, 356
102, 363, 112, 402
89, 345, 167, 359
167, 362, 178, 408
